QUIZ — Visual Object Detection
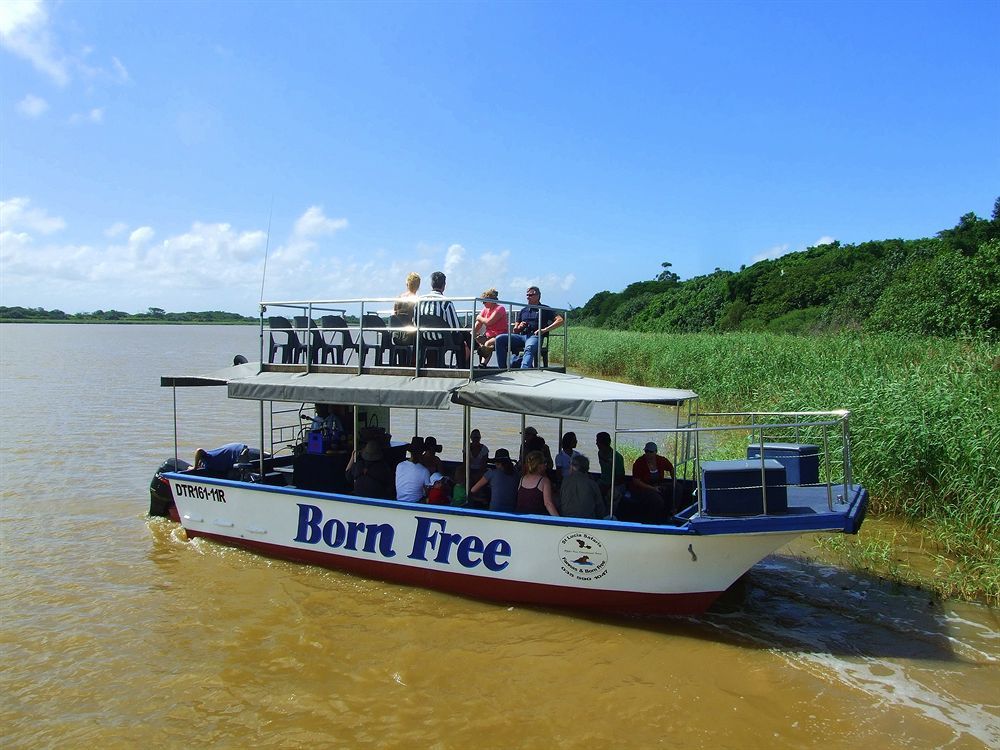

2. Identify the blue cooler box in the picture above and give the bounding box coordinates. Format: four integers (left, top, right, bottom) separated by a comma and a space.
746, 443, 820, 485
701, 459, 788, 516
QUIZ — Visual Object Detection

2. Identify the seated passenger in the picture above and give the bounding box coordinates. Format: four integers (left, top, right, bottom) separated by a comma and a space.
395, 437, 431, 502
470, 448, 518, 513
595, 431, 627, 504
466, 429, 489, 485
425, 472, 450, 505
630, 441, 675, 522
347, 439, 393, 499
554, 431, 581, 481
473, 287, 509, 366
558, 454, 606, 519
420, 435, 444, 474
516, 450, 559, 516
451, 464, 469, 507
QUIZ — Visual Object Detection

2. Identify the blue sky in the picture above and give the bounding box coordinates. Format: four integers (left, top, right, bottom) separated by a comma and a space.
1, 0, 997, 317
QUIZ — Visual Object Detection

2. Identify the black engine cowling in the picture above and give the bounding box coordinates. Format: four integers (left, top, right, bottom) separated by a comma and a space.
149, 457, 191, 517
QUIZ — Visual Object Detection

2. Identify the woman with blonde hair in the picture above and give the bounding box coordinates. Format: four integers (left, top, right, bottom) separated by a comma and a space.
473, 287, 509, 366
516, 450, 559, 516
392, 272, 421, 346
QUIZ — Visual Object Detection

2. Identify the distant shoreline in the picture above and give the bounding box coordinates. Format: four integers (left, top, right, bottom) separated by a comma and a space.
0, 319, 257, 325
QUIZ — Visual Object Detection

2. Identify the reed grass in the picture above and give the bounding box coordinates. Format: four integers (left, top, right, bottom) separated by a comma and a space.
568, 327, 1000, 604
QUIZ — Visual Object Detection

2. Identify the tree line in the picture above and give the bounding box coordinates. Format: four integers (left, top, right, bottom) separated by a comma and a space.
0, 307, 257, 324
574, 198, 1000, 339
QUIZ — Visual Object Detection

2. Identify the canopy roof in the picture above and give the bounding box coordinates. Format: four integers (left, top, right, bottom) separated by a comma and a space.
161, 364, 697, 420
452, 370, 696, 420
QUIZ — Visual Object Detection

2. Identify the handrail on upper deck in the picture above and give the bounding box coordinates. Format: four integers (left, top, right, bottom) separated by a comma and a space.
259, 295, 570, 376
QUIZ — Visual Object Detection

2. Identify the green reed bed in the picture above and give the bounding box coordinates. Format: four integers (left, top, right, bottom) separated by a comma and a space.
569, 328, 1000, 604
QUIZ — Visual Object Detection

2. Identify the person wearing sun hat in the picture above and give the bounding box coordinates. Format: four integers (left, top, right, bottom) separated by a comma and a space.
395, 436, 431, 502
630, 441, 675, 522
469, 447, 518, 513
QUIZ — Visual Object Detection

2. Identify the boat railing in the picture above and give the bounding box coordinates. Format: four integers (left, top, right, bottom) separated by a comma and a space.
259, 296, 569, 377
613, 410, 853, 516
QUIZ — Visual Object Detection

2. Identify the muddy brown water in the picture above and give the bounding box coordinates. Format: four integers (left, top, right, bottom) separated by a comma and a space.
1, 324, 997, 748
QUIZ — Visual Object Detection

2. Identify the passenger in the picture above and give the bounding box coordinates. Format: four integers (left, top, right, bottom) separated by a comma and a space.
494, 285, 564, 368
473, 288, 509, 366
519, 425, 553, 469
595, 431, 627, 504
631, 441, 675, 522
417, 270, 469, 367
308, 403, 344, 437
424, 472, 450, 505
346, 439, 394, 499
466, 429, 489, 484
395, 436, 431, 502
516, 450, 559, 516
554, 431, 581, 481
450, 464, 469, 507
420, 435, 444, 474
470, 448, 518, 513
558, 454, 607, 519
392, 272, 421, 345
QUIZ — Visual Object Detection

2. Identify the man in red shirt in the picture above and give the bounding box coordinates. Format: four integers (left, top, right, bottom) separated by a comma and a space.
630, 441, 675, 522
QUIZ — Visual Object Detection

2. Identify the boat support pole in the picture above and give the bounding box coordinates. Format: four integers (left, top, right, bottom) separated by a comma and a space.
259, 400, 266, 476
172, 385, 178, 466
609, 402, 620, 518
464, 405, 471, 494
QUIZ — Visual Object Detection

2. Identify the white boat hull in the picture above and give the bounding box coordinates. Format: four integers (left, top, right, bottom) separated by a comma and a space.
166, 474, 806, 615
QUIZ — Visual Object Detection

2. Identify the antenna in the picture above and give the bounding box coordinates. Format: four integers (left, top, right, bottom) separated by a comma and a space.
259, 197, 274, 305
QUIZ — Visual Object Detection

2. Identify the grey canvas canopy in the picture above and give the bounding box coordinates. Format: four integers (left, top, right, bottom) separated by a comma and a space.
451, 370, 696, 420
161, 363, 697, 420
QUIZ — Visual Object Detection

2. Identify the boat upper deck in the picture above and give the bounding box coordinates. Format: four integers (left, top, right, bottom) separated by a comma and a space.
259, 295, 571, 379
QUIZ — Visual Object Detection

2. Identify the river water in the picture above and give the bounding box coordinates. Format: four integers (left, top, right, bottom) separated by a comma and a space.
1, 324, 997, 749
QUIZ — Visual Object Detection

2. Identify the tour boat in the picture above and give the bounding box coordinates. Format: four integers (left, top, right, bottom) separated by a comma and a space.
151, 296, 868, 615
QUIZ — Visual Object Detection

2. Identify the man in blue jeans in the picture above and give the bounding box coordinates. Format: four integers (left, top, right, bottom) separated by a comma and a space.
494, 286, 564, 368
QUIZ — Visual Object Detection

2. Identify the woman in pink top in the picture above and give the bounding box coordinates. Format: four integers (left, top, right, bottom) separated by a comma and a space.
474, 288, 509, 366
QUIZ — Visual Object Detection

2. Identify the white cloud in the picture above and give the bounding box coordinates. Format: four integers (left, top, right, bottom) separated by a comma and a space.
0, 197, 578, 314
128, 226, 154, 246
0, 196, 65, 234
104, 221, 128, 238
69, 107, 103, 125
293, 206, 348, 239
750, 235, 838, 264
0, 0, 68, 86
16, 93, 48, 117
751, 243, 791, 263
111, 55, 129, 83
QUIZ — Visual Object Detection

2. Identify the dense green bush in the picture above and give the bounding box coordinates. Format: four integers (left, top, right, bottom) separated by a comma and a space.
574, 200, 1000, 339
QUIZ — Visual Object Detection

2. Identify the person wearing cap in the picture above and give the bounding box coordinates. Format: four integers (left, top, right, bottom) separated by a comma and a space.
395, 436, 431, 502
558, 454, 606, 520
424, 471, 450, 505
470, 447, 518, 513
631, 441, 675, 522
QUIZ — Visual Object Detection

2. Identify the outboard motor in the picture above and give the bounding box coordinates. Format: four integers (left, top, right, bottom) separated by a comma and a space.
149, 457, 191, 518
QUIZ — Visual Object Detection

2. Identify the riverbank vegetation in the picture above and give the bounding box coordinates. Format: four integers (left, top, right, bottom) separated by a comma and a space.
574, 201, 999, 340
0, 306, 256, 324
568, 327, 999, 605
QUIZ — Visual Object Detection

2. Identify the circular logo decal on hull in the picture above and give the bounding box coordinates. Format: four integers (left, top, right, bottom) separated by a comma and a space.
559, 532, 609, 581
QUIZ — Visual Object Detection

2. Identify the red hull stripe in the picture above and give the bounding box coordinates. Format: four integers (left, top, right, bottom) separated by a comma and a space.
188, 530, 722, 616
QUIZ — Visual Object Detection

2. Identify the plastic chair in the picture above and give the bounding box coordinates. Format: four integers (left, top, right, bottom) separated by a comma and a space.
417, 313, 464, 368
359, 313, 391, 366
388, 314, 415, 366
268, 316, 305, 363
318, 315, 358, 365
